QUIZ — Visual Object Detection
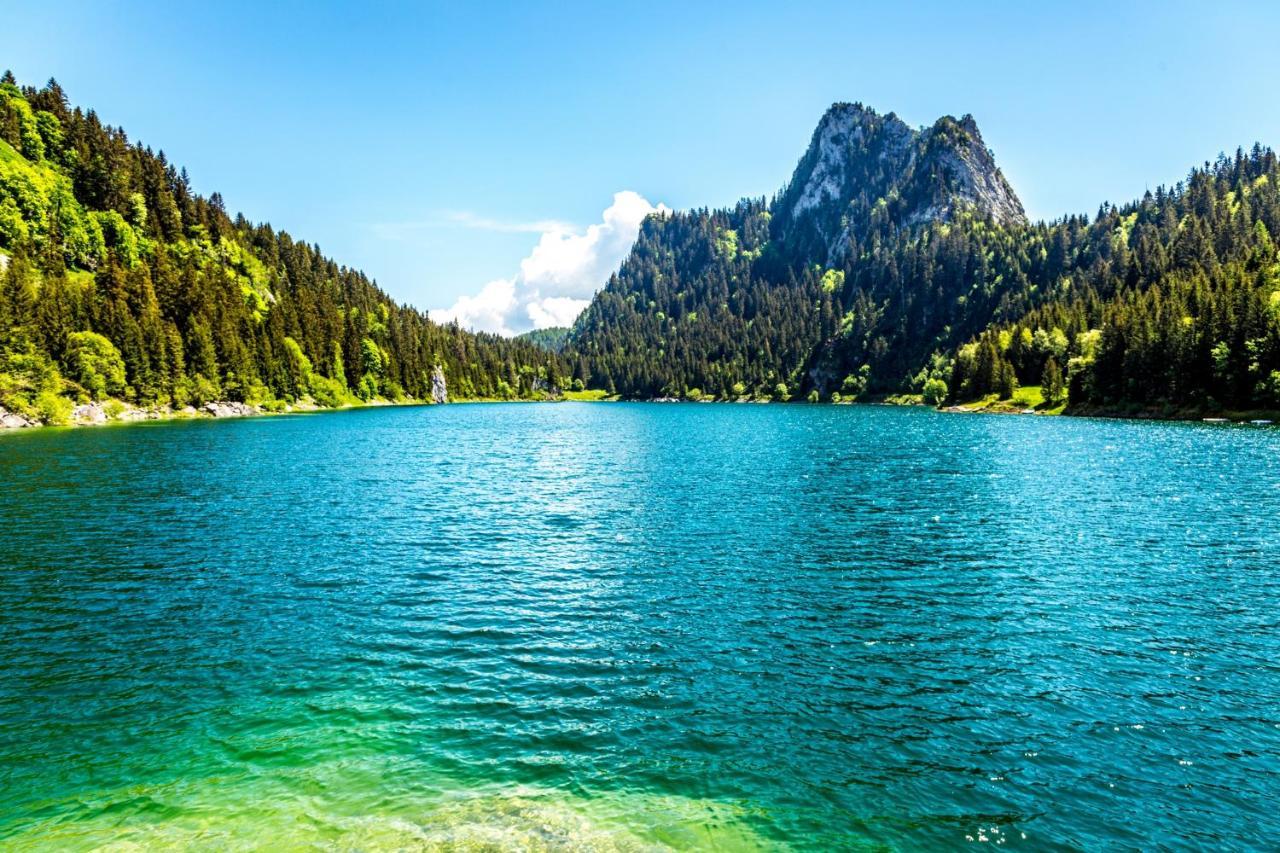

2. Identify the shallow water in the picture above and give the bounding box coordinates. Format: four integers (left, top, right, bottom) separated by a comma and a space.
1, 403, 1278, 849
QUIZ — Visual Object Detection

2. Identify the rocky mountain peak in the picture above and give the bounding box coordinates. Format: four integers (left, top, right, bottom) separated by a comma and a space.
771, 103, 1026, 267
787, 103, 913, 219
911, 114, 1025, 228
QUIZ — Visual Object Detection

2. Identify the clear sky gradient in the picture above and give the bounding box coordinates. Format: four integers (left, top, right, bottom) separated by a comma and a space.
6, 1, 1280, 329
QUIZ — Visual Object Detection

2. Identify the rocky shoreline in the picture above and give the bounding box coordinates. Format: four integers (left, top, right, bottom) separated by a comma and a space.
0, 400, 270, 430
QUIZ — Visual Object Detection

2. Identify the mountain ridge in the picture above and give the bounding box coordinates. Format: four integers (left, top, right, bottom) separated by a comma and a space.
567, 103, 1280, 416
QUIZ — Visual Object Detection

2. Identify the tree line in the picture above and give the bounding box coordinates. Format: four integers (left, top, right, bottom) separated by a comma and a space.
946, 147, 1280, 414
567, 127, 1280, 416
0, 73, 563, 423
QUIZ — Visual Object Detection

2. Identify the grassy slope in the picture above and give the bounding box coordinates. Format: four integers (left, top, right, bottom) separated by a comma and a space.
560, 389, 615, 402
952, 385, 1067, 415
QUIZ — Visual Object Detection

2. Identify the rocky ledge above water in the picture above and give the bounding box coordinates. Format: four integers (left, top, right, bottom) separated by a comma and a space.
0, 408, 39, 429
200, 401, 262, 418
0, 400, 266, 430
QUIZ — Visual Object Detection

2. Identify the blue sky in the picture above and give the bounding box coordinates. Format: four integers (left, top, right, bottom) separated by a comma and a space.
7, 1, 1280, 332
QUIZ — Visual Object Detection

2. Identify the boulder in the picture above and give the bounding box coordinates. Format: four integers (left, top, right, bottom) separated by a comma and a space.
72, 403, 107, 424
0, 407, 37, 429
202, 401, 260, 418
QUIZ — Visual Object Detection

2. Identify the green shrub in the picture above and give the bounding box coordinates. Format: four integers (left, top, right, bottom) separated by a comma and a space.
841, 365, 871, 399
241, 380, 274, 407
35, 390, 71, 425
309, 375, 350, 408
281, 336, 313, 399
65, 331, 126, 400
187, 375, 220, 406
92, 210, 140, 266
922, 377, 948, 405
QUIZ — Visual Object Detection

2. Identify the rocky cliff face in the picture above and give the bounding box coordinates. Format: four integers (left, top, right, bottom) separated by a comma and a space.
430, 366, 448, 404
770, 103, 1025, 266
906, 114, 1025, 227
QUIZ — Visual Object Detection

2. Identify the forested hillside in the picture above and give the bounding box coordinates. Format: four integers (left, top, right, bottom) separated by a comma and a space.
566, 103, 1034, 401
947, 149, 1280, 415
516, 326, 571, 352
567, 103, 1280, 416
6, 73, 1274, 424
566, 199, 841, 399
0, 73, 563, 424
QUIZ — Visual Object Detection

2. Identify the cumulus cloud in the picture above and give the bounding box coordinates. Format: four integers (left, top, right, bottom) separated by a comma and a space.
432, 191, 667, 336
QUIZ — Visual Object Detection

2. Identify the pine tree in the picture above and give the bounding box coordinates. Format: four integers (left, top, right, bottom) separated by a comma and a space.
1042, 357, 1065, 405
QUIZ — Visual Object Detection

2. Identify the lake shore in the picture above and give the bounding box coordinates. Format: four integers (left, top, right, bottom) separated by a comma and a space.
939, 399, 1280, 424
0, 397, 427, 431
7, 390, 1278, 432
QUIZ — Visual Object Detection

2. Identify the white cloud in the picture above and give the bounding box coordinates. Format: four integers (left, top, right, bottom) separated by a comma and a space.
527, 296, 591, 330
433, 191, 667, 335
436, 278, 519, 336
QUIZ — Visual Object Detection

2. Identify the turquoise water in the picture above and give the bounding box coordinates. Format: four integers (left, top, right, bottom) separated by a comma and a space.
1, 404, 1279, 850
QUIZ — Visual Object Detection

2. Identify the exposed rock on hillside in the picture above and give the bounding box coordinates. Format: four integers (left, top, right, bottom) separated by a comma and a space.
771, 103, 1026, 266
431, 366, 448, 404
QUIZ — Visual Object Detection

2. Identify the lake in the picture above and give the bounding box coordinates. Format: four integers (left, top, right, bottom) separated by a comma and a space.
1, 403, 1278, 849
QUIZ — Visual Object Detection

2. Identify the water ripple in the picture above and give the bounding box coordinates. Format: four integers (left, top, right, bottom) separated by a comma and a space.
0, 405, 1278, 848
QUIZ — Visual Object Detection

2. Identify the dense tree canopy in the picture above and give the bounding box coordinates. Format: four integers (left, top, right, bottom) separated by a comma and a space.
0, 73, 564, 421
947, 147, 1280, 414
568, 113, 1280, 416
6, 72, 1276, 423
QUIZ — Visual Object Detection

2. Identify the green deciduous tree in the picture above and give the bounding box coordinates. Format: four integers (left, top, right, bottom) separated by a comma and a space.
64, 330, 125, 399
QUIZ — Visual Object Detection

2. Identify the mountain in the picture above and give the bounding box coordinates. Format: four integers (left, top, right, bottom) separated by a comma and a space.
566, 103, 1033, 400
568, 102, 1280, 417
5, 72, 1274, 423
770, 104, 1025, 268
0, 73, 567, 424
